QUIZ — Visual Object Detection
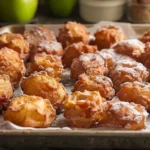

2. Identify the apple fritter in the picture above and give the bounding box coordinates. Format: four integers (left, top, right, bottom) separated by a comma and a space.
71, 53, 108, 80
109, 59, 149, 91
27, 53, 63, 81
21, 71, 67, 111
30, 40, 64, 60
24, 26, 57, 48
112, 39, 145, 61
0, 47, 26, 87
0, 74, 13, 111
57, 21, 90, 48
64, 90, 104, 128
117, 81, 150, 111
3, 95, 56, 128
98, 97, 148, 130
0, 33, 29, 60
140, 42, 150, 69
97, 48, 134, 70
62, 42, 97, 68
94, 25, 126, 50
73, 74, 115, 100
139, 29, 150, 44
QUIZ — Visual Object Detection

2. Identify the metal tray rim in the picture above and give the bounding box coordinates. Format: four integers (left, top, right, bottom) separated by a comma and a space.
0, 23, 150, 136
0, 129, 150, 136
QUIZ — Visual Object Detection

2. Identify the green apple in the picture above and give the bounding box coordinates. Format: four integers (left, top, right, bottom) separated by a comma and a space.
45, 0, 76, 17
0, 0, 38, 23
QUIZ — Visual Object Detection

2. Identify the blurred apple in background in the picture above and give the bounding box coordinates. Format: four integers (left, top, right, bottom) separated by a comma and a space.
0, 0, 38, 23
45, 0, 76, 17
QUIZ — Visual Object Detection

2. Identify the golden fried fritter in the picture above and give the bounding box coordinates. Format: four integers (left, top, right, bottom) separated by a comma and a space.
97, 49, 134, 70
98, 97, 148, 130
27, 53, 64, 81
62, 42, 97, 68
73, 74, 115, 100
30, 40, 64, 60
0, 47, 26, 87
109, 59, 149, 91
71, 53, 108, 80
94, 25, 126, 50
3, 95, 56, 128
64, 90, 104, 128
24, 26, 56, 48
140, 42, 150, 69
57, 21, 90, 48
0, 33, 29, 60
117, 81, 150, 111
139, 29, 150, 44
96, 49, 117, 70
0, 75, 13, 110
112, 39, 145, 61
21, 72, 67, 111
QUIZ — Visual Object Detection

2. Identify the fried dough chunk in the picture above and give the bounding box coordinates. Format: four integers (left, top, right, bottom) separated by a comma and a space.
62, 42, 97, 68
112, 39, 145, 60
3, 95, 56, 128
0, 33, 29, 60
109, 59, 149, 91
27, 53, 63, 81
94, 25, 126, 50
0, 47, 26, 87
117, 81, 150, 111
30, 40, 64, 60
0, 75, 13, 110
97, 49, 134, 70
98, 98, 148, 130
64, 90, 104, 128
24, 26, 56, 48
57, 21, 90, 48
73, 74, 115, 100
139, 29, 150, 44
21, 72, 67, 111
140, 42, 150, 69
71, 53, 108, 80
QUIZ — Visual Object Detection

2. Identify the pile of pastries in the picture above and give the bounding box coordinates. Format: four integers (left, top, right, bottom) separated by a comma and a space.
1, 21, 150, 130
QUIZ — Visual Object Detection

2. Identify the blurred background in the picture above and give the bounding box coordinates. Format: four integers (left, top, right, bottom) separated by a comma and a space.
0, 0, 149, 25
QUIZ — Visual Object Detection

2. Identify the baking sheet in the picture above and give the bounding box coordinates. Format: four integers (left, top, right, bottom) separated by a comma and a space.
0, 22, 150, 134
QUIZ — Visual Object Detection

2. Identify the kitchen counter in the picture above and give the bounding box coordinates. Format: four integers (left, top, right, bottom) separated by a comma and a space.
0, 3, 128, 27
0, 4, 85, 26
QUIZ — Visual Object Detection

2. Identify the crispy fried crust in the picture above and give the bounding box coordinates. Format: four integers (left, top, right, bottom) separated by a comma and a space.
0, 33, 29, 60
117, 81, 150, 111
97, 49, 134, 70
97, 49, 117, 70
27, 53, 64, 81
57, 21, 90, 48
98, 98, 148, 130
64, 90, 104, 128
94, 25, 126, 50
73, 74, 115, 100
3, 95, 56, 128
30, 40, 64, 60
140, 42, 150, 69
139, 29, 150, 44
112, 39, 145, 60
24, 26, 56, 48
109, 59, 149, 91
21, 71, 67, 111
71, 53, 108, 80
0, 74, 13, 110
0, 47, 26, 87
62, 42, 97, 68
